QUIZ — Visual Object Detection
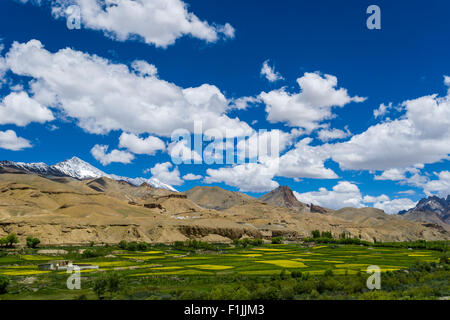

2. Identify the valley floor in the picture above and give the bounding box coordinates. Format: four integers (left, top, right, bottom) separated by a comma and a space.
0, 242, 449, 300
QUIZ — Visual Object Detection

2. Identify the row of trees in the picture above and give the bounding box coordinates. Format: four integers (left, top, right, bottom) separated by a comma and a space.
0, 233, 40, 248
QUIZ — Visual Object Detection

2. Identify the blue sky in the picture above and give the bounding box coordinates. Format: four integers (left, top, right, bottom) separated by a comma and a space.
0, 0, 449, 213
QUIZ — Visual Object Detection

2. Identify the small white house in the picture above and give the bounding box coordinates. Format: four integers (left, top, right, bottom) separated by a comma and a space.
38, 260, 98, 271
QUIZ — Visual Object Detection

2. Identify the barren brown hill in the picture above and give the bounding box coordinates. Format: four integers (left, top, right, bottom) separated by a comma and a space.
184, 186, 258, 210
85, 177, 173, 203
259, 186, 308, 211
0, 173, 448, 244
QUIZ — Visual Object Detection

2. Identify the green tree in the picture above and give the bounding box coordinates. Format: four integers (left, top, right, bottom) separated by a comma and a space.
291, 270, 302, 279
126, 241, 138, 251
5, 233, 18, 247
0, 275, 9, 294
93, 272, 122, 300
26, 236, 40, 248
234, 287, 251, 300
93, 277, 108, 300
271, 236, 283, 244
137, 242, 148, 251
311, 230, 321, 238
321, 231, 333, 239
118, 240, 127, 250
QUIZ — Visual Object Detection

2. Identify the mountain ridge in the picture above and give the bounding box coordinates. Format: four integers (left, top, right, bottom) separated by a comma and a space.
398, 195, 450, 230
0, 157, 177, 192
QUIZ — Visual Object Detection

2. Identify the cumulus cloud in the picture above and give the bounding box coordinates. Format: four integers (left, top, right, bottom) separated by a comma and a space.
150, 162, 183, 186
259, 72, 366, 132
294, 181, 416, 214
42, 0, 235, 48
317, 127, 351, 142
374, 168, 408, 181
422, 171, 450, 197
278, 138, 338, 179
5, 40, 251, 138
183, 173, 202, 181
90, 144, 134, 165
168, 140, 202, 163
260, 60, 283, 82
118, 132, 165, 155
0, 130, 32, 151
0, 47, 6, 85
236, 129, 298, 161
0, 91, 54, 126
373, 102, 392, 118
204, 160, 279, 193
398, 190, 416, 195
229, 96, 260, 110
329, 77, 450, 171
372, 198, 417, 214
294, 181, 364, 209
131, 60, 158, 77
204, 137, 339, 193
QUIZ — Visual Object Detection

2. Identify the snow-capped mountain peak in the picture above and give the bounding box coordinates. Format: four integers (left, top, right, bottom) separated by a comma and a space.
53, 157, 107, 180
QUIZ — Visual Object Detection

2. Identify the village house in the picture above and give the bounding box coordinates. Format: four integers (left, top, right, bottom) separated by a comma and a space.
38, 260, 99, 271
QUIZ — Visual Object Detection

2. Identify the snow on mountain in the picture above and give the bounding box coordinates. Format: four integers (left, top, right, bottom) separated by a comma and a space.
0, 157, 178, 192
53, 157, 107, 179
109, 174, 178, 192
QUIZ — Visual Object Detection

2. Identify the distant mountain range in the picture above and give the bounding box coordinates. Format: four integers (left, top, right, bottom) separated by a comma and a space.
0, 165, 448, 244
399, 195, 450, 229
0, 157, 177, 192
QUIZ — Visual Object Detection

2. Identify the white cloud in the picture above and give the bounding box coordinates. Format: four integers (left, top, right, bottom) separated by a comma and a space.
150, 162, 183, 186
372, 198, 417, 214
294, 181, 416, 214
131, 60, 158, 77
5, 40, 251, 138
0, 91, 54, 126
373, 102, 392, 118
47, 0, 234, 48
374, 168, 408, 181
259, 72, 366, 132
329, 78, 450, 171
445, 75, 450, 92
118, 132, 165, 155
260, 60, 283, 82
217, 23, 235, 39
294, 181, 363, 209
374, 167, 428, 189
204, 136, 339, 193
229, 96, 260, 110
278, 138, 338, 179
0, 130, 32, 151
0, 48, 6, 85
183, 173, 202, 181
422, 171, 450, 197
362, 194, 390, 203
203, 135, 339, 193
236, 129, 297, 161
398, 190, 416, 195
168, 140, 202, 163
90, 144, 134, 165
317, 127, 351, 142
204, 160, 279, 193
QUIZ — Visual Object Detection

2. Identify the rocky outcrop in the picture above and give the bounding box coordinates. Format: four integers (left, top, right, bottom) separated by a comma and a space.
259, 186, 308, 211
177, 224, 262, 240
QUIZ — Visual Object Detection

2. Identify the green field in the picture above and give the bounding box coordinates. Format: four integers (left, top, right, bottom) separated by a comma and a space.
0, 243, 448, 300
